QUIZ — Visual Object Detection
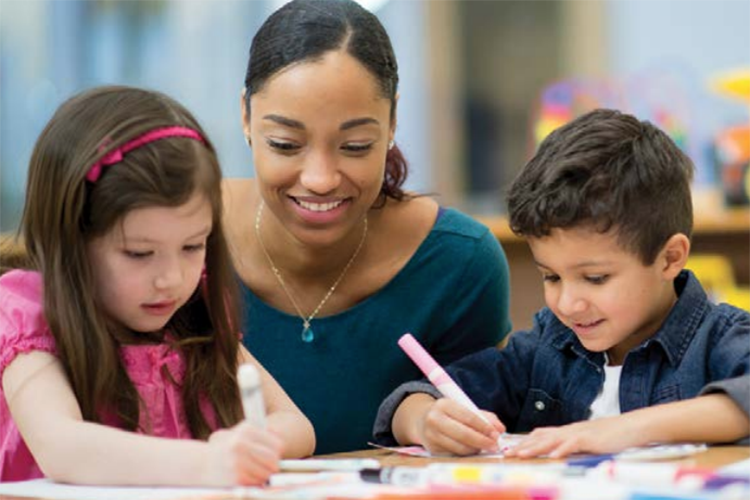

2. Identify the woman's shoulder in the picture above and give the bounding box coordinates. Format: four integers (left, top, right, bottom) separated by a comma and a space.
221, 178, 257, 249
222, 178, 256, 220
367, 196, 437, 261
433, 207, 494, 240
0, 270, 55, 374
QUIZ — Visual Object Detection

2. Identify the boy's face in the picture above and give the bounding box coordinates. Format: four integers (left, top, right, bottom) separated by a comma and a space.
527, 226, 679, 365
87, 192, 213, 334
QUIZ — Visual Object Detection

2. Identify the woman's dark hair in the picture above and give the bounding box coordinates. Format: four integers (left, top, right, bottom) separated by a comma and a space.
507, 108, 694, 265
22, 85, 243, 438
244, 0, 409, 206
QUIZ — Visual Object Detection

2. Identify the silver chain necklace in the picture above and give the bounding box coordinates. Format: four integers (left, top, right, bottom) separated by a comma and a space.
254, 201, 368, 342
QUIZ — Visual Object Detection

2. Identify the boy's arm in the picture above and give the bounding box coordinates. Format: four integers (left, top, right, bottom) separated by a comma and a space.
238, 346, 315, 458
373, 345, 513, 455
3, 350, 280, 486
506, 391, 750, 459
372, 380, 442, 446
700, 375, 750, 426
390, 392, 504, 455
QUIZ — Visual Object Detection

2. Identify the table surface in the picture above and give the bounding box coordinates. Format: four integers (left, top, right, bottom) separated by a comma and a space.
2, 446, 747, 500
318, 445, 750, 469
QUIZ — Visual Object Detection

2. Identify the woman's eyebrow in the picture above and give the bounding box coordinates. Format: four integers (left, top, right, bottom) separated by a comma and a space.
340, 117, 379, 131
263, 114, 305, 130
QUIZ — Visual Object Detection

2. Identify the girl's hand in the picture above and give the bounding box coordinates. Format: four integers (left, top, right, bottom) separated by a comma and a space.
418, 398, 505, 456
504, 417, 638, 459
205, 422, 284, 486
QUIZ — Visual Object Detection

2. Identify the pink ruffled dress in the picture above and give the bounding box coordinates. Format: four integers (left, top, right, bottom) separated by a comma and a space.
0, 270, 218, 481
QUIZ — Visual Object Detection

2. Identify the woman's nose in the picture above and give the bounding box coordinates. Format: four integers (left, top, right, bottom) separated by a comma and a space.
299, 151, 342, 194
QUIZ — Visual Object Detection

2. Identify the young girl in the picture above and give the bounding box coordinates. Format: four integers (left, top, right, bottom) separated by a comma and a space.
0, 86, 315, 485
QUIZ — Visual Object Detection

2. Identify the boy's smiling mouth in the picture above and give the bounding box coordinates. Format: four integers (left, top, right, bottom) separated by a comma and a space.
570, 318, 605, 335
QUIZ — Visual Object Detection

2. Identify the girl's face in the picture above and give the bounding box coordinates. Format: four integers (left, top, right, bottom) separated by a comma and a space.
244, 50, 395, 248
87, 192, 213, 334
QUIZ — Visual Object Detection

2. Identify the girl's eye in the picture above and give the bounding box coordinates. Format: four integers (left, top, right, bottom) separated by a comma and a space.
341, 142, 374, 153
586, 275, 609, 285
124, 250, 152, 259
266, 138, 299, 152
184, 243, 206, 253
542, 274, 560, 283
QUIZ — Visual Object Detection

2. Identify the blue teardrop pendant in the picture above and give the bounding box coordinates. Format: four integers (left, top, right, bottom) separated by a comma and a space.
301, 324, 315, 343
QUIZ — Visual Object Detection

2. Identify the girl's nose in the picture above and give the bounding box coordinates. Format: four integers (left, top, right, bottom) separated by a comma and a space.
154, 257, 183, 290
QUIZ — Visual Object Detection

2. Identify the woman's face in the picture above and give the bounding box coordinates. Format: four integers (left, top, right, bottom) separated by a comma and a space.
244, 50, 395, 248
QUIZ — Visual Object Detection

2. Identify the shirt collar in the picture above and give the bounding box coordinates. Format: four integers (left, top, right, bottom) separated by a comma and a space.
645, 269, 708, 365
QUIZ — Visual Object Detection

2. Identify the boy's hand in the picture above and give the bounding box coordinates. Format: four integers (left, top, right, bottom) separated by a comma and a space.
503, 417, 638, 459
419, 398, 506, 455
205, 422, 284, 486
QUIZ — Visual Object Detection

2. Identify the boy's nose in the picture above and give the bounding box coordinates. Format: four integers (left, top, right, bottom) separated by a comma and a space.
557, 287, 587, 316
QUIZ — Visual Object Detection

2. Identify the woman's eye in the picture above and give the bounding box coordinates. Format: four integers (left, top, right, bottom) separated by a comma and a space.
586, 275, 609, 285
341, 142, 374, 153
266, 138, 299, 152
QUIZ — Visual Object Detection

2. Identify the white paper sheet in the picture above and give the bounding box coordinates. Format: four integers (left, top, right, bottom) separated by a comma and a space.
0, 478, 229, 500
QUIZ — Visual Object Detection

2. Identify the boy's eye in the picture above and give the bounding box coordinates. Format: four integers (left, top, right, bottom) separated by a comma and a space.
124, 250, 152, 259
585, 275, 609, 285
341, 142, 374, 153
266, 138, 299, 152
542, 274, 560, 283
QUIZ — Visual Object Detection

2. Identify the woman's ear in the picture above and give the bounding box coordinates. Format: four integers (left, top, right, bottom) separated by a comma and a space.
240, 88, 251, 144
660, 233, 691, 280
389, 92, 399, 143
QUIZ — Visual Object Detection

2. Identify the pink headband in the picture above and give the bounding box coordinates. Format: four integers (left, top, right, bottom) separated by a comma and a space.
86, 126, 205, 182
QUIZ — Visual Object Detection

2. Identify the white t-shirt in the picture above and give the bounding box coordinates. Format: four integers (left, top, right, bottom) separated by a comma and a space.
588, 360, 623, 420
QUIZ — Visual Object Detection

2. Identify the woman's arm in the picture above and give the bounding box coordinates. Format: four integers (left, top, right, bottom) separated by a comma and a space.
239, 346, 316, 457
3, 350, 282, 486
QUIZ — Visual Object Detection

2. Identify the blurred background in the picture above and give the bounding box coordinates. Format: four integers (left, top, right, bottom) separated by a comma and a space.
2, 0, 748, 327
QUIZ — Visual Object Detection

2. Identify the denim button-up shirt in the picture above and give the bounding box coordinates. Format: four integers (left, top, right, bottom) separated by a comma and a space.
374, 270, 750, 444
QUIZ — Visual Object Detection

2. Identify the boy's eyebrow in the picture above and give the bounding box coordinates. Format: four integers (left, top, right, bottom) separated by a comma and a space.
534, 259, 613, 270
262, 115, 379, 131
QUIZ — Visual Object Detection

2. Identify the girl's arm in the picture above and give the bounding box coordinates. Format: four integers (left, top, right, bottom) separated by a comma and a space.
4, 350, 282, 486
239, 346, 316, 457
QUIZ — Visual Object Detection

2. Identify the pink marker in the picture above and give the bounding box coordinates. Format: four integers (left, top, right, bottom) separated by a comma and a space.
398, 333, 490, 424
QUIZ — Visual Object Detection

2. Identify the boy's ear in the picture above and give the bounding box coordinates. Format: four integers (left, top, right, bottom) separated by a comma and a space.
659, 233, 691, 280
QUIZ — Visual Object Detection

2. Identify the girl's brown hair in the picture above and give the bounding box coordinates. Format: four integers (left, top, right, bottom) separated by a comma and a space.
21, 85, 242, 438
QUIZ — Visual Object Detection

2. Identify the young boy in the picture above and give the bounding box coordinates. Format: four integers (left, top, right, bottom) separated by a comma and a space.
373, 109, 750, 458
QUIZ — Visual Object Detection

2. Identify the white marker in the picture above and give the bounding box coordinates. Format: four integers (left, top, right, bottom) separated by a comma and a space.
238, 363, 266, 428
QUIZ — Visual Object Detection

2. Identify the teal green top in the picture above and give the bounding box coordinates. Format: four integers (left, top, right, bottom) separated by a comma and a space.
240, 208, 512, 453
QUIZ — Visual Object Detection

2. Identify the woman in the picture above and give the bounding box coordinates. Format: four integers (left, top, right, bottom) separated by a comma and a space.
223, 0, 511, 454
